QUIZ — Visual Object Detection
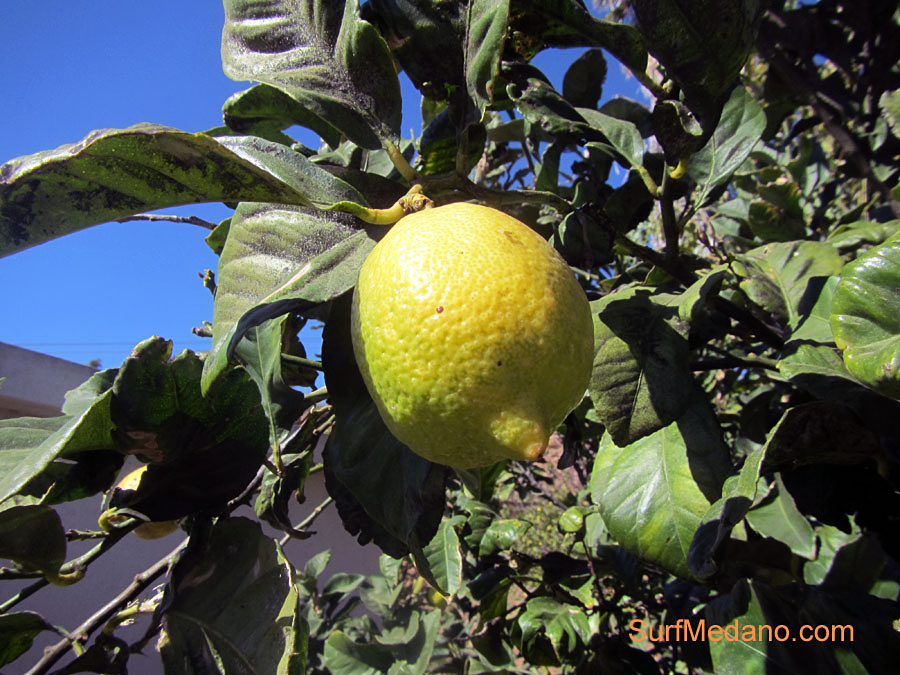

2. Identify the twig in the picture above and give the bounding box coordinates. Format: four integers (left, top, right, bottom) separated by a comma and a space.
25, 539, 188, 675
659, 169, 680, 261
0, 578, 47, 614
278, 496, 334, 546
281, 353, 324, 370
691, 355, 779, 372
614, 233, 697, 286
114, 213, 218, 230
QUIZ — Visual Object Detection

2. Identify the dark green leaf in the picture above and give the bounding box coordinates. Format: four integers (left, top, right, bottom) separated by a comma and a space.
756, 402, 882, 474
109, 338, 268, 521
160, 517, 305, 674
465, 0, 510, 114
590, 402, 728, 578
686, 86, 766, 206
589, 287, 694, 446
508, 0, 647, 74
223, 83, 342, 148
222, 0, 401, 149
321, 294, 448, 559
632, 0, 762, 126
563, 49, 607, 109
418, 110, 486, 177
688, 446, 765, 579
0, 505, 66, 575
0, 125, 317, 256
830, 238, 900, 399
704, 580, 784, 674
0, 611, 57, 668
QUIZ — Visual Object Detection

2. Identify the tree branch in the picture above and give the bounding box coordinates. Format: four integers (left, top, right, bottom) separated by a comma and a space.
757, 16, 900, 219
25, 539, 188, 675
114, 213, 218, 230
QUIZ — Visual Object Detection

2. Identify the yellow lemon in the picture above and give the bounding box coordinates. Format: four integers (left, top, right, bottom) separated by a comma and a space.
351, 202, 594, 468
99, 466, 178, 540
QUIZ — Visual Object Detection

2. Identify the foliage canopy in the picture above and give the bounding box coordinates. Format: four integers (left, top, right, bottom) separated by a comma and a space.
1, 0, 899, 672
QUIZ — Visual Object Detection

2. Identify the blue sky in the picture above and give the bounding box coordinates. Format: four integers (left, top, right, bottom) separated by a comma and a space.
0, 2, 643, 371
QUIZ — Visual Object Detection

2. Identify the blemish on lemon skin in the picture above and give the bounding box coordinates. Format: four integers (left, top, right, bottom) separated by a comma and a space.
436, 305, 444, 313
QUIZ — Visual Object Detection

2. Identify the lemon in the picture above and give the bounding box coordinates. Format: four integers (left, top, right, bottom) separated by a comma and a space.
99, 466, 179, 540
350, 201, 594, 468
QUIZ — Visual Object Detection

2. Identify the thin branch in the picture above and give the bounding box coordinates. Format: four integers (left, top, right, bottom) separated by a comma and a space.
114, 213, 218, 230
0, 579, 47, 614
278, 496, 334, 546
281, 353, 324, 370
691, 355, 779, 372
25, 539, 188, 675
614, 233, 697, 286
659, 169, 680, 261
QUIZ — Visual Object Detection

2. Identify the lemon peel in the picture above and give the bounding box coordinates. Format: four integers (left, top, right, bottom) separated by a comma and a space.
351, 201, 594, 468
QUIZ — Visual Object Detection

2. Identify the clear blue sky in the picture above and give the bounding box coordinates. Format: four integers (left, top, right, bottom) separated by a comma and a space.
0, 1, 642, 371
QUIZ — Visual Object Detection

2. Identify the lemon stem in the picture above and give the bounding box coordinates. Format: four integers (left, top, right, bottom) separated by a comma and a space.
384, 140, 421, 183
338, 184, 435, 225
281, 353, 323, 370
305, 386, 329, 404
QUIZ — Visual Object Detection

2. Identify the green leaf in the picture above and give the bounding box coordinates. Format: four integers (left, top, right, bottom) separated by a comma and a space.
578, 108, 645, 168
745, 475, 816, 559
734, 240, 844, 328
479, 519, 532, 557
465, 0, 510, 115
421, 518, 463, 597
830, 238, 900, 399
160, 517, 306, 674
323, 631, 394, 675
0, 125, 318, 256
0, 612, 57, 669
517, 597, 591, 663
321, 294, 448, 559
632, 0, 763, 125
686, 85, 766, 206
687, 446, 765, 579
0, 373, 115, 504
222, 0, 401, 149
705, 580, 779, 675
826, 219, 900, 253
590, 403, 728, 578
234, 316, 309, 457
563, 49, 607, 109
201, 142, 378, 392
222, 83, 342, 148
879, 89, 900, 139
0, 504, 66, 576
506, 66, 590, 139
418, 110, 486, 177
507, 0, 647, 74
